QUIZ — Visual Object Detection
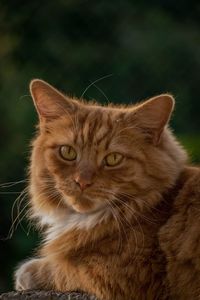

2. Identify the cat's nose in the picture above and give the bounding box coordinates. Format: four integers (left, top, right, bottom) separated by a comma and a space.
74, 175, 93, 191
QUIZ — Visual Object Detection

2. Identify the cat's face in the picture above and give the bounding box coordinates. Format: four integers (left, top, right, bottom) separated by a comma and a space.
35, 106, 149, 214
30, 80, 183, 217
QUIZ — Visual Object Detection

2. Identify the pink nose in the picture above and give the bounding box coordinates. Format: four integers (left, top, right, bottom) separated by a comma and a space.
74, 176, 93, 191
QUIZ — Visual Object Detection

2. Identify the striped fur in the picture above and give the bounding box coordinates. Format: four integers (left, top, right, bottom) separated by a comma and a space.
15, 80, 200, 300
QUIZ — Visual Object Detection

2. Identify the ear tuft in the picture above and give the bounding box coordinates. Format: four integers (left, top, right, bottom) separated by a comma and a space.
30, 79, 47, 93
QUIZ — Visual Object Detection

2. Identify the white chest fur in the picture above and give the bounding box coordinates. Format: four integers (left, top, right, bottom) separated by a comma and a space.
33, 207, 111, 241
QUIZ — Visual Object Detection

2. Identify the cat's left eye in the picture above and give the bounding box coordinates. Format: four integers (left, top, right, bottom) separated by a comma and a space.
105, 152, 123, 167
59, 145, 77, 161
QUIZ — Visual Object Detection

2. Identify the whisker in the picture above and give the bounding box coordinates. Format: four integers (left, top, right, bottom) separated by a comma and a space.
116, 192, 158, 224
81, 74, 113, 99
117, 190, 165, 217
98, 187, 157, 224
4, 199, 30, 240
104, 198, 123, 253
92, 83, 110, 103
0, 179, 27, 188
110, 198, 137, 260
0, 191, 24, 194
11, 187, 29, 229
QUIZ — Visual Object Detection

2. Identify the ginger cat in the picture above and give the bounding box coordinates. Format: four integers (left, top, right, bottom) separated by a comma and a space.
15, 79, 200, 300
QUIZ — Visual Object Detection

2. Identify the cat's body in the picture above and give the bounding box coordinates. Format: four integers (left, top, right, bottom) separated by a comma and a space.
15, 80, 200, 300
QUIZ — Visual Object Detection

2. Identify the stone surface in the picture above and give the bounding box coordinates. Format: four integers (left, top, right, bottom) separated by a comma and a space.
0, 290, 98, 300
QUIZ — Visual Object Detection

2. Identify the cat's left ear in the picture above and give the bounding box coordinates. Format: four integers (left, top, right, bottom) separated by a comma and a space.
129, 94, 175, 145
30, 79, 76, 121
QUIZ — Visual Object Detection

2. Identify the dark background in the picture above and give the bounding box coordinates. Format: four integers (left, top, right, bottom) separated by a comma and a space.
0, 0, 199, 292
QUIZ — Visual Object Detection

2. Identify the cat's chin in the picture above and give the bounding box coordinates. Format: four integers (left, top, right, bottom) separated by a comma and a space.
65, 195, 104, 214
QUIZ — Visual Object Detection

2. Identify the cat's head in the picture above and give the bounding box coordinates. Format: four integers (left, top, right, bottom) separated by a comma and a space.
29, 79, 187, 221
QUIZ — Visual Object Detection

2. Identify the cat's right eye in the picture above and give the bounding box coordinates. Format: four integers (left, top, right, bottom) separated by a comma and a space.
59, 145, 77, 161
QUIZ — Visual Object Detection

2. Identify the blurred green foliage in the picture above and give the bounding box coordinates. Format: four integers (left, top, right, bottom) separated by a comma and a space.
179, 135, 200, 163
0, 0, 199, 292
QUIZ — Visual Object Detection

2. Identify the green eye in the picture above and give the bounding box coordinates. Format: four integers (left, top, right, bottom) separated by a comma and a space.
59, 145, 77, 161
105, 152, 123, 167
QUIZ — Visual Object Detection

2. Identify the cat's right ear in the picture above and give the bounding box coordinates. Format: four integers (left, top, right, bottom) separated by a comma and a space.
30, 79, 76, 121
127, 94, 175, 145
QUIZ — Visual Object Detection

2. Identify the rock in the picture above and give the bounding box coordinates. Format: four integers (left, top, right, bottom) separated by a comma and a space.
0, 290, 98, 300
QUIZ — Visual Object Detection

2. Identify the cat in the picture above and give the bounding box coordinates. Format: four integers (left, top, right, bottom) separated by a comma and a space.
14, 79, 200, 300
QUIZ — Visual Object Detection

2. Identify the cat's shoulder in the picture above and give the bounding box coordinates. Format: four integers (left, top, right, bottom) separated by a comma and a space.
181, 165, 200, 183
159, 165, 200, 298
159, 165, 200, 261
163, 165, 200, 221
175, 165, 200, 206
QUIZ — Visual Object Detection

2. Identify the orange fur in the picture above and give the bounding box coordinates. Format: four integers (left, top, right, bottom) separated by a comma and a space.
14, 80, 200, 300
